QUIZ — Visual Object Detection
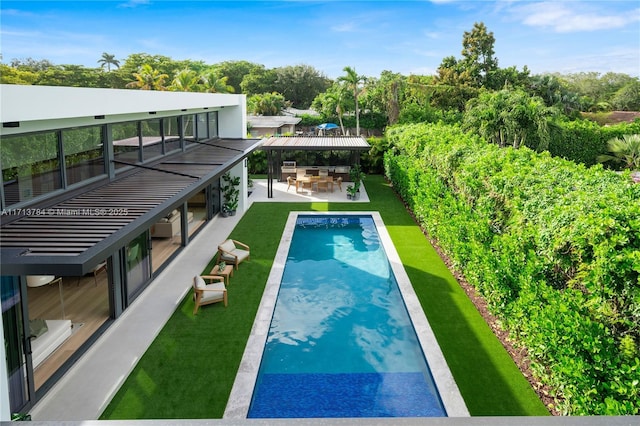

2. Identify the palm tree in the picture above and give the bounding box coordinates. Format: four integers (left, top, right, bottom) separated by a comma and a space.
338, 66, 365, 136
248, 92, 288, 116
97, 52, 120, 72
200, 71, 235, 93
463, 89, 554, 150
126, 64, 168, 90
169, 69, 201, 92
597, 134, 640, 170
324, 88, 348, 135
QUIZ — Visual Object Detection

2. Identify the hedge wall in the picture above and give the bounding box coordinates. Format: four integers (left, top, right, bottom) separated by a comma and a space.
384, 123, 640, 415
548, 119, 640, 166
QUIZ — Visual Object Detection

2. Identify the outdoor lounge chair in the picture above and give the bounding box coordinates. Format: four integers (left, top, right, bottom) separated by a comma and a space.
218, 239, 251, 270
193, 275, 227, 314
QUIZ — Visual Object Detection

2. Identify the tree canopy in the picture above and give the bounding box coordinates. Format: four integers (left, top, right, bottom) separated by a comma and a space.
1, 21, 637, 143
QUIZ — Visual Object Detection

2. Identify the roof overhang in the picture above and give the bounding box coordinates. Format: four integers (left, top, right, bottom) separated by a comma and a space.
0, 84, 245, 124
0, 138, 262, 276
247, 116, 302, 129
260, 136, 370, 151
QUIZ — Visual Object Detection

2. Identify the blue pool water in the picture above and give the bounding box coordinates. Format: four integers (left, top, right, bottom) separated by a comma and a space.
248, 215, 446, 418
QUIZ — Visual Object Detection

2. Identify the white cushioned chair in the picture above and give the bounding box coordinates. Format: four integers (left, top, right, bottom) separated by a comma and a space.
193, 275, 227, 314
218, 239, 250, 270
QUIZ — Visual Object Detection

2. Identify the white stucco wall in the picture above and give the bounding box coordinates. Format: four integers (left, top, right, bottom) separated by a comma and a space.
0, 85, 246, 137
217, 96, 247, 139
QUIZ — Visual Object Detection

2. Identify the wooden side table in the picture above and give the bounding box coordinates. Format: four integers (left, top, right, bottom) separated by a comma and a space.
209, 264, 233, 285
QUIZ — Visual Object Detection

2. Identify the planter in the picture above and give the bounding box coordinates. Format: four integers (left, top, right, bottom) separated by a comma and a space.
221, 172, 240, 216
221, 209, 236, 217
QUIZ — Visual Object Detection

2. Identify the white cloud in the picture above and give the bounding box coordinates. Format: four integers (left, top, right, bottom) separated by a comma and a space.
118, 0, 151, 9
330, 23, 357, 33
517, 2, 640, 33
423, 30, 444, 39
1, 9, 36, 17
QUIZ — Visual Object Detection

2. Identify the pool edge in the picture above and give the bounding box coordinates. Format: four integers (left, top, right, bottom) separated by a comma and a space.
223, 211, 469, 419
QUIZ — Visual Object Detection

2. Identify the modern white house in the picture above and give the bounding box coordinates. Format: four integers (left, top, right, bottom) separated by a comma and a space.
247, 114, 302, 137
0, 85, 260, 419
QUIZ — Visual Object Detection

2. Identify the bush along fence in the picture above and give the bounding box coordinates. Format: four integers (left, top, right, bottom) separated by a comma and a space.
548, 119, 640, 167
384, 123, 640, 415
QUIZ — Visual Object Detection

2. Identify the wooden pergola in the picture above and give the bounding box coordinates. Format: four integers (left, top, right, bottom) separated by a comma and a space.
260, 136, 371, 198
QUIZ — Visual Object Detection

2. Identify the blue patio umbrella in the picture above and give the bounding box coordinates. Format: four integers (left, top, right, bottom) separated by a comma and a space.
317, 123, 338, 130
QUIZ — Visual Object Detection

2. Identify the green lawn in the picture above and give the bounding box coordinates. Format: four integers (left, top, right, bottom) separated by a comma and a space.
101, 175, 548, 419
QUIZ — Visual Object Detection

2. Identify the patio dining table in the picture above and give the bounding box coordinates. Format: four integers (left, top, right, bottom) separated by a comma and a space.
296, 176, 334, 193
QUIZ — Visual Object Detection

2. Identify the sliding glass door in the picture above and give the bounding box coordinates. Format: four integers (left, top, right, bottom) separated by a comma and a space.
125, 231, 152, 303
2, 276, 30, 414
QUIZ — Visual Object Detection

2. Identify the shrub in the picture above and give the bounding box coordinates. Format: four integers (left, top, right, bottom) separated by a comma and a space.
548, 119, 640, 166
384, 122, 640, 415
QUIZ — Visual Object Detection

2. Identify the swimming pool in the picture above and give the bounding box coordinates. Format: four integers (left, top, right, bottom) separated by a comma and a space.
224, 212, 468, 419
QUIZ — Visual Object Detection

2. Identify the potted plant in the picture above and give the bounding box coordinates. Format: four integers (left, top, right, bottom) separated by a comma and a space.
347, 164, 366, 200
247, 177, 254, 197
346, 184, 358, 200
221, 172, 240, 216
216, 260, 227, 273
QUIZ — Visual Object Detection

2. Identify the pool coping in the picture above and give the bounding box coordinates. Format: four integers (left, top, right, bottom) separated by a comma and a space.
224, 211, 469, 419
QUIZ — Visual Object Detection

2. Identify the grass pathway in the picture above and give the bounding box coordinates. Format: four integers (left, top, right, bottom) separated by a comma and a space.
101, 175, 548, 419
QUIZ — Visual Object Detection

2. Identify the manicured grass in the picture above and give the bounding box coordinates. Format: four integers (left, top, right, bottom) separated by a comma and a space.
101, 175, 548, 419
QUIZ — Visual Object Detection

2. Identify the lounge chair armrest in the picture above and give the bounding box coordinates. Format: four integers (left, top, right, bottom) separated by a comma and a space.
232, 240, 250, 251
200, 288, 226, 293
201, 275, 225, 283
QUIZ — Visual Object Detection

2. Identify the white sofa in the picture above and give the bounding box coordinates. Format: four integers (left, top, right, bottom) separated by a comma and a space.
30, 319, 72, 368
151, 209, 194, 238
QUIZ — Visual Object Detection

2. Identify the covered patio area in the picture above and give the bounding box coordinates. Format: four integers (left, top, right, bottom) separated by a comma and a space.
249, 178, 369, 203
260, 136, 370, 198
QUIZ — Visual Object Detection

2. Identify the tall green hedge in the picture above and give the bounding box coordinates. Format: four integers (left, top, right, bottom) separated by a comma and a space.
384, 123, 640, 415
548, 119, 640, 166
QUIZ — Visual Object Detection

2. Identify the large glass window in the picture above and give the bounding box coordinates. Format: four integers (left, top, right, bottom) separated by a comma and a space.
208, 111, 218, 139
163, 117, 181, 153
2, 276, 29, 413
182, 114, 196, 146
112, 122, 140, 169
126, 232, 151, 302
196, 113, 208, 141
1, 131, 61, 206
141, 119, 162, 161
62, 126, 105, 186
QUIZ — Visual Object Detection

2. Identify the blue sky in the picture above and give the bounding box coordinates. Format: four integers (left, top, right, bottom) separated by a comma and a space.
1, 1, 639, 79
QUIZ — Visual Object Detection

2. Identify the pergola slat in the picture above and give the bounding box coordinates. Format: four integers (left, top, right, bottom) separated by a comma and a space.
1, 139, 260, 264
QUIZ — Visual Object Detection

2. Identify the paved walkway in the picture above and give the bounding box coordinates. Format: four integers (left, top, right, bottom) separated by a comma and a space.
29, 179, 367, 421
